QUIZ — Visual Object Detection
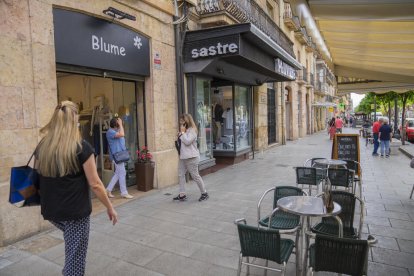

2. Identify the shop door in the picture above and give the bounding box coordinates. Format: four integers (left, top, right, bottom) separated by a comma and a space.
267, 88, 276, 144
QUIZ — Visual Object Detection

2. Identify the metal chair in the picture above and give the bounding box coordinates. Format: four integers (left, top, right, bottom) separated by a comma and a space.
327, 168, 353, 192
303, 157, 327, 167
311, 191, 364, 239
340, 159, 363, 197
257, 186, 307, 231
307, 234, 370, 276
295, 167, 321, 195
235, 218, 295, 276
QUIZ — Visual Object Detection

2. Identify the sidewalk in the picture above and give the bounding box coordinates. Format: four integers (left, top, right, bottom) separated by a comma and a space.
1, 128, 413, 276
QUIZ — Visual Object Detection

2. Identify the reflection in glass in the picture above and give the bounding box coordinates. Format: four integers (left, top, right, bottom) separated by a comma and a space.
195, 78, 212, 161
235, 85, 251, 151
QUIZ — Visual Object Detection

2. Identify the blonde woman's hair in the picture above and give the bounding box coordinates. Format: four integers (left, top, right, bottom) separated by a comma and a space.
180, 113, 198, 134
37, 101, 82, 177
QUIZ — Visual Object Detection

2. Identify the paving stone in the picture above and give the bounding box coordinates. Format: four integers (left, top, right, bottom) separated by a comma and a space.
0, 255, 62, 276
190, 244, 239, 269
398, 239, 414, 254
390, 219, 414, 230
368, 261, 411, 276
370, 225, 414, 240
99, 259, 164, 276
0, 258, 13, 270
372, 247, 414, 269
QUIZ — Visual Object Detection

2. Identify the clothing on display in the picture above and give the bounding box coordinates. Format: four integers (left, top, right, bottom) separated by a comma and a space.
222, 108, 233, 129
197, 104, 208, 154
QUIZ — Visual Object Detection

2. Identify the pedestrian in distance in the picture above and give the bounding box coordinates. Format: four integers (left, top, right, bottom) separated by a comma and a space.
328, 117, 336, 140
379, 118, 393, 158
335, 116, 343, 133
36, 101, 118, 276
372, 117, 384, 156
174, 113, 209, 202
106, 117, 134, 199
349, 116, 353, 128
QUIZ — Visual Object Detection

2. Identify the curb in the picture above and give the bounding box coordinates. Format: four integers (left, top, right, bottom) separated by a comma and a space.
399, 146, 413, 159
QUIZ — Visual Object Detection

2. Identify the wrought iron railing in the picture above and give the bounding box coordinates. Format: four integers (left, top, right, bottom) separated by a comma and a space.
283, 3, 300, 29
195, 0, 294, 57
310, 72, 314, 86
315, 81, 328, 94
302, 67, 308, 82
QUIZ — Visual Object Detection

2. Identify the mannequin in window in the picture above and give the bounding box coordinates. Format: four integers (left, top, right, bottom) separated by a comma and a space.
197, 102, 208, 154
213, 102, 224, 146
89, 95, 111, 155
222, 107, 233, 130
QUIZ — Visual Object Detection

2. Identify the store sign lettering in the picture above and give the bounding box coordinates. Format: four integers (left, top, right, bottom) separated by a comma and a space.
92, 35, 126, 56
191, 42, 238, 59
275, 58, 296, 80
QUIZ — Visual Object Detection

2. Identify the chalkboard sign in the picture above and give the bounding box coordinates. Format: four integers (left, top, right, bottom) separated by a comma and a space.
331, 134, 360, 176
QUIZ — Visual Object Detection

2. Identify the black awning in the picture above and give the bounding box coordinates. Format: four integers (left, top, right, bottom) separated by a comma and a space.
183, 23, 300, 85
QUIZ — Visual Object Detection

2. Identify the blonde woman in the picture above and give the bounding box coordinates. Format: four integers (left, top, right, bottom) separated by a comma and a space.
174, 113, 209, 201
36, 101, 118, 276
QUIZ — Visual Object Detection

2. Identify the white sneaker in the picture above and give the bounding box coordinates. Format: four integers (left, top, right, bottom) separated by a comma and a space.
107, 191, 115, 198
121, 194, 134, 199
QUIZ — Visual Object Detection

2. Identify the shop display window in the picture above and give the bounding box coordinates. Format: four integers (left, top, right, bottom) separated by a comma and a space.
234, 85, 251, 151
57, 73, 145, 186
195, 78, 212, 161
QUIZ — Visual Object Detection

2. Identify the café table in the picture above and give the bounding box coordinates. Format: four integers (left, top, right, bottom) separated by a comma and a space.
277, 196, 343, 276
312, 158, 347, 168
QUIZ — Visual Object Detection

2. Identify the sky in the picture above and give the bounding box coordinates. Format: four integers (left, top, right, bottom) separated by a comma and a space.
351, 93, 365, 110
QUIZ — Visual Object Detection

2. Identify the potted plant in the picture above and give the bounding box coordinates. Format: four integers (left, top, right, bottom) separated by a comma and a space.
135, 146, 155, 192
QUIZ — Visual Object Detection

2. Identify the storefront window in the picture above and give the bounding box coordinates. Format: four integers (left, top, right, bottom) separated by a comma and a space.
195, 78, 212, 161
212, 86, 233, 151
234, 85, 251, 151
57, 73, 144, 186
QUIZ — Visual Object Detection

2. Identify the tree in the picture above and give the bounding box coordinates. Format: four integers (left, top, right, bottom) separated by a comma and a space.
355, 92, 375, 114
399, 90, 414, 145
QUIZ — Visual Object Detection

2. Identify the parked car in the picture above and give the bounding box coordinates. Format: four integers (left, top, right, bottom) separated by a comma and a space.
399, 118, 414, 142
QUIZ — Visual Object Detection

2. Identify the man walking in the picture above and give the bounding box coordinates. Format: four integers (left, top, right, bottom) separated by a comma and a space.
379, 118, 392, 158
372, 117, 383, 156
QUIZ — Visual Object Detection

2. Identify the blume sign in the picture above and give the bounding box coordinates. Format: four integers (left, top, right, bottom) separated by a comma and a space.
53, 8, 150, 76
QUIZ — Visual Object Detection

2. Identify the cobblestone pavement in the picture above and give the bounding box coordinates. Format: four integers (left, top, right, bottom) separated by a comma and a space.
1, 128, 413, 276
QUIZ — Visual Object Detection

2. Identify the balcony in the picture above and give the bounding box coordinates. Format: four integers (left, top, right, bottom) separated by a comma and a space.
294, 26, 309, 45
307, 72, 315, 87
296, 69, 306, 85
195, 0, 294, 57
326, 71, 336, 85
283, 3, 301, 31
314, 81, 328, 95
305, 37, 313, 52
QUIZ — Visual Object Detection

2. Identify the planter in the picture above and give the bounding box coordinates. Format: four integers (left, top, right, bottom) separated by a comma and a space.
135, 161, 155, 192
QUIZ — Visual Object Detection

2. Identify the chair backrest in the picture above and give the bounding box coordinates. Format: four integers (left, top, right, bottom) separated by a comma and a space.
328, 168, 351, 188
237, 223, 283, 264
313, 234, 369, 275
322, 191, 356, 230
304, 158, 327, 167
341, 159, 360, 176
273, 186, 305, 209
296, 167, 318, 185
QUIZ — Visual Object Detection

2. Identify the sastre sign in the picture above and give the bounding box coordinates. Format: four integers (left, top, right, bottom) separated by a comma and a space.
275, 58, 296, 80
191, 42, 239, 59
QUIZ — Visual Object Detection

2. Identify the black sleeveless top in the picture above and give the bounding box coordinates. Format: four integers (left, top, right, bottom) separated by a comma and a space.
39, 140, 95, 221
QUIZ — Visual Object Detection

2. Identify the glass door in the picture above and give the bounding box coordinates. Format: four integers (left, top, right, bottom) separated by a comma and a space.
195, 78, 212, 161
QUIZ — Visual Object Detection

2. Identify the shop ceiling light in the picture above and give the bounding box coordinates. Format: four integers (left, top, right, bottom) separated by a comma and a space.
103, 7, 136, 21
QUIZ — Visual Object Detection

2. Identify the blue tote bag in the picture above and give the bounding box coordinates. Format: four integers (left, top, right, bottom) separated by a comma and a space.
9, 151, 41, 207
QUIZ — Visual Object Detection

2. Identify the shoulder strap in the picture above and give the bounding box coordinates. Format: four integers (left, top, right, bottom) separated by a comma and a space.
27, 138, 44, 167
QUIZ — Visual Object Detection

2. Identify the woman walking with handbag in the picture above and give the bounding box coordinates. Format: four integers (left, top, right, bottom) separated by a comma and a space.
173, 113, 209, 202
36, 101, 118, 276
106, 117, 133, 199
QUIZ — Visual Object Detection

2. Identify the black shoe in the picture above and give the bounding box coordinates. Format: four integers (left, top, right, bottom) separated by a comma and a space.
386, 155, 390, 158
199, 193, 209, 202
372, 153, 379, 156
173, 194, 187, 201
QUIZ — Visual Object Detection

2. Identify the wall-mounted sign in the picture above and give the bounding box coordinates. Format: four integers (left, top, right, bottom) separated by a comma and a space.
191, 42, 238, 59
328, 106, 334, 113
53, 8, 150, 76
275, 58, 296, 80
154, 52, 161, 70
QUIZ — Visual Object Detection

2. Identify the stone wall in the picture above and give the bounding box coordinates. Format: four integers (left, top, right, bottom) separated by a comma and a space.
0, 0, 177, 246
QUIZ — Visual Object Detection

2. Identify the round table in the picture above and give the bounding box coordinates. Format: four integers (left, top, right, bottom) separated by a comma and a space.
312, 159, 347, 168
277, 196, 341, 217
277, 196, 343, 276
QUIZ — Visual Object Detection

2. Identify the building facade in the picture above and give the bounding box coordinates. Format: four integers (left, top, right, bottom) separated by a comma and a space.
0, 0, 337, 245
0, 0, 178, 246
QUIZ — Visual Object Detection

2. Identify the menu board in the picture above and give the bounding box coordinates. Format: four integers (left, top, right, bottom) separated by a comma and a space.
332, 134, 360, 175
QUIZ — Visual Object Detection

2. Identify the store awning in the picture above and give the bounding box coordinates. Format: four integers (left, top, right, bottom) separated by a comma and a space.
312, 102, 337, 107
183, 23, 301, 86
